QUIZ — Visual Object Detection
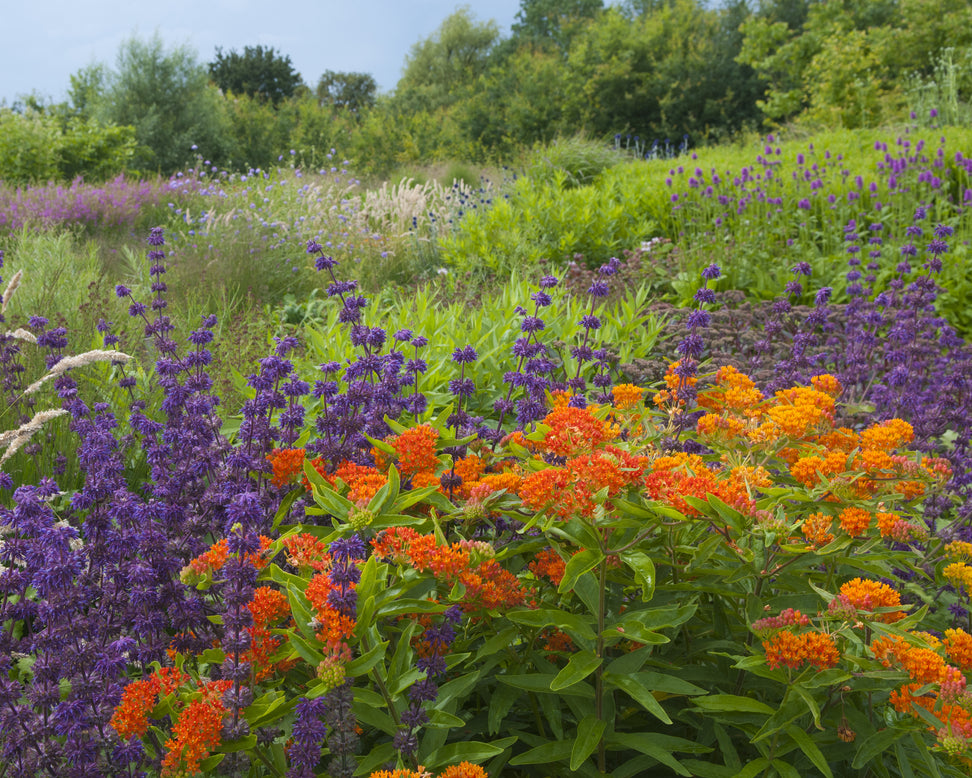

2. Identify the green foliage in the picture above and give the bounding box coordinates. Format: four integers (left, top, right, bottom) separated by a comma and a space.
440, 164, 655, 276
393, 6, 500, 114
95, 33, 234, 174
509, 0, 604, 51
209, 45, 303, 106
739, 0, 972, 128
0, 110, 60, 183
0, 109, 136, 184
316, 70, 378, 114
526, 135, 624, 188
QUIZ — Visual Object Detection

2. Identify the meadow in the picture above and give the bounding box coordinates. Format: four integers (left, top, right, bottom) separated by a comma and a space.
2, 120, 972, 778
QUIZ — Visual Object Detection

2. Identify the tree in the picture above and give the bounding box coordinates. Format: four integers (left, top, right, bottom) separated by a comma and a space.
67, 63, 108, 119
316, 70, 377, 113
510, 0, 603, 51
209, 45, 302, 105
95, 34, 233, 173
394, 6, 500, 113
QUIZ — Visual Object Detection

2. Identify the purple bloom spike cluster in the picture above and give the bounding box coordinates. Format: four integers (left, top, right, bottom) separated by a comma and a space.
306, 240, 424, 465
394, 605, 463, 759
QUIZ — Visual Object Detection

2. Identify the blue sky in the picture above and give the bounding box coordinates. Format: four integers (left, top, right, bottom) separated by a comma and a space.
0, 0, 523, 106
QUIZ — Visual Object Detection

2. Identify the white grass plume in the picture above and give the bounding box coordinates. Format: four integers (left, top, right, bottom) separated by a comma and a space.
0, 409, 69, 464
1, 269, 23, 314
24, 350, 133, 396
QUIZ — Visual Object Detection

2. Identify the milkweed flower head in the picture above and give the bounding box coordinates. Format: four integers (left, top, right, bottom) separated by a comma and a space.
837, 578, 904, 622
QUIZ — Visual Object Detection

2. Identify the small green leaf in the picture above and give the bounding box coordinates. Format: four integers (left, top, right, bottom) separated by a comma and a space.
693, 695, 775, 716
550, 649, 601, 691
508, 740, 573, 766
603, 671, 672, 724
345, 640, 387, 677
570, 716, 606, 771
425, 740, 508, 769
558, 548, 602, 594
506, 607, 596, 641
785, 726, 833, 778
852, 728, 902, 769
620, 550, 655, 601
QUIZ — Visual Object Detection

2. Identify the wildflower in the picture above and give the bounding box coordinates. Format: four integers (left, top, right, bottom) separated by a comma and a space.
838, 507, 872, 537
612, 383, 645, 410
160, 681, 231, 777
529, 548, 566, 586
439, 764, 489, 778
763, 630, 839, 670
838, 578, 904, 622
267, 448, 306, 488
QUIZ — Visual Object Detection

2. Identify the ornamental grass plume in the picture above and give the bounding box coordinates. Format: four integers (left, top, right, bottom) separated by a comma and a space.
0, 408, 68, 464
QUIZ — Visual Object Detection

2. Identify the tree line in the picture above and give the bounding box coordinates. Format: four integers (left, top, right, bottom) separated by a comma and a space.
2, 0, 971, 184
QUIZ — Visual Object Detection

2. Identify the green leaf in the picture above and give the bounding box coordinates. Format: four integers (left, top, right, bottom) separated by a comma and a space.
603, 671, 672, 724
488, 684, 520, 735
785, 726, 833, 778
730, 758, 770, 778
852, 728, 903, 770
345, 640, 387, 677
508, 740, 573, 766
506, 607, 596, 641
608, 733, 691, 776
497, 674, 593, 698
425, 740, 509, 769
693, 695, 775, 716
558, 548, 602, 594
771, 760, 802, 778
790, 684, 822, 729
620, 550, 655, 601
217, 734, 256, 754
550, 649, 601, 691
571, 716, 606, 771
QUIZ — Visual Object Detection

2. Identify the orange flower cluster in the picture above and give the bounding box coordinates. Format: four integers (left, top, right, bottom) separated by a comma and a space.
182, 536, 273, 584
837, 578, 904, 623
944, 629, 972, 672
802, 512, 835, 548
872, 633, 972, 753
283, 532, 331, 572
246, 586, 293, 682
267, 447, 306, 488
519, 446, 647, 520
612, 383, 645, 410
529, 548, 566, 586
641, 453, 767, 518
763, 630, 840, 671
304, 571, 357, 648
652, 360, 698, 408
368, 764, 486, 778
536, 405, 619, 457
110, 667, 192, 740
372, 425, 439, 477
160, 680, 232, 777
838, 506, 872, 537
372, 527, 528, 612
697, 365, 765, 416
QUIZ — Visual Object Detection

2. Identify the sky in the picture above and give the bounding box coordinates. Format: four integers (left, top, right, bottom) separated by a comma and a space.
0, 0, 524, 106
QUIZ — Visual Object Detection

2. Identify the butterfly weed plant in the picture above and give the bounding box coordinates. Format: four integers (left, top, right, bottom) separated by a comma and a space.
1, 208, 972, 778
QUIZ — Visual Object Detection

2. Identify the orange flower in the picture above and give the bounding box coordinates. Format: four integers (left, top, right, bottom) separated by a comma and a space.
283, 533, 331, 572
810, 373, 843, 397
838, 578, 904, 622
860, 419, 914, 452
333, 461, 388, 504
538, 406, 618, 457
529, 548, 566, 586
802, 512, 834, 547
246, 587, 291, 681
374, 425, 439, 477
160, 682, 230, 777
111, 676, 162, 740
612, 383, 645, 410
266, 448, 306, 488
944, 629, 972, 671
838, 506, 872, 537
763, 630, 839, 670
188, 539, 229, 576
439, 763, 489, 778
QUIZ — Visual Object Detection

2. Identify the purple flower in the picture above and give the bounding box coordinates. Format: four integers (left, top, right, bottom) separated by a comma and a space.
451, 345, 477, 364
701, 264, 721, 280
